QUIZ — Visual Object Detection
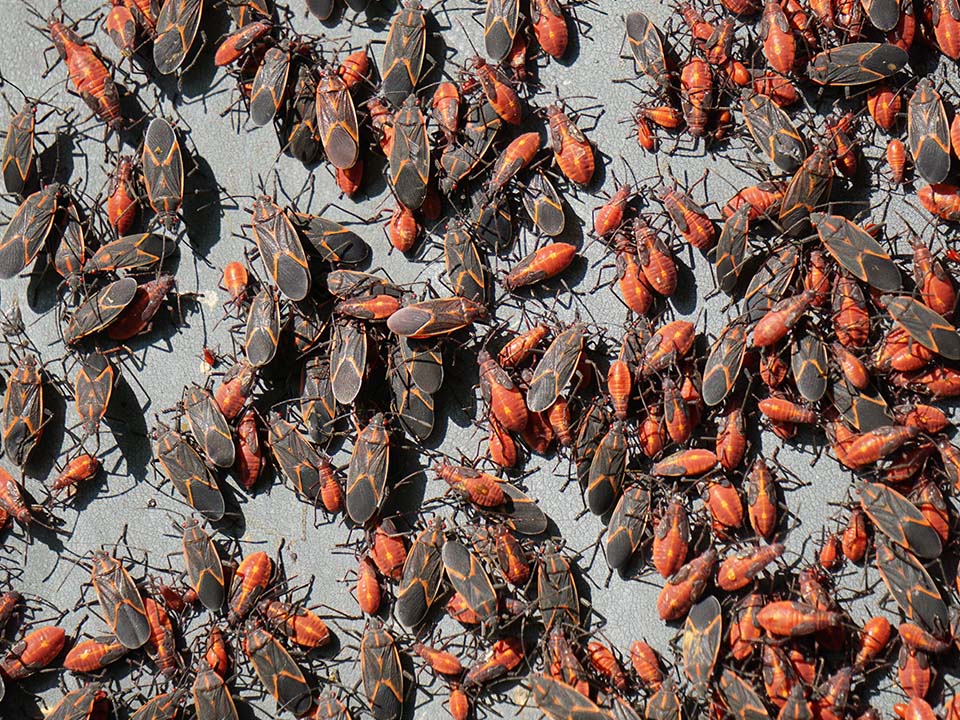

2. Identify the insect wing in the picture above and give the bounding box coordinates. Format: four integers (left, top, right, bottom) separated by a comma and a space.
268, 416, 322, 500
522, 171, 566, 237
193, 665, 239, 720
625, 12, 668, 88
526, 325, 584, 412
346, 414, 390, 525
0, 185, 59, 279
182, 520, 225, 611
154, 0, 203, 74
702, 321, 747, 407
859, 482, 942, 559
531, 674, 611, 720
720, 669, 770, 720
74, 352, 114, 433
886, 294, 960, 360
907, 78, 950, 185
92, 555, 151, 650
249, 47, 291, 128
875, 539, 948, 634
331, 319, 367, 404
65, 277, 138, 344
380, 4, 427, 106
537, 545, 579, 628
84, 234, 177, 273
155, 428, 225, 521
443, 223, 487, 303
396, 523, 444, 628
295, 213, 370, 265
812, 213, 901, 292
251, 199, 311, 301
389, 345, 435, 440
606, 484, 650, 570
484, 0, 520, 62
142, 118, 184, 225
442, 540, 497, 625
245, 626, 312, 716
791, 331, 828, 402
2, 103, 35, 196
244, 288, 280, 368
681, 595, 722, 700
316, 73, 360, 169
741, 92, 806, 173
360, 623, 403, 720
184, 387, 235, 468
389, 94, 430, 209
807, 42, 908, 86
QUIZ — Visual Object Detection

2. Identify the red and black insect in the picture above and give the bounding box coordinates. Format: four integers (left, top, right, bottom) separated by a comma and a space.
182, 518, 225, 612
183, 386, 235, 469
3, 354, 43, 466
484, 0, 520, 62
267, 414, 324, 502
192, 661, 239, 720
605, 484, 650, 571
681, 595, 722, 700
859, 482, 942, 560
526, 324, 584, 413
741, 91, 806, 173
886, 294, 960, 360
387, 297, 487, 339
808, 42, 909, 86
0, 184, 61, 279
250, 197, 310, 301
90, 551, 151, 650
625, 12, 669, 89
83, 233, 175, 275
153, 0, 203, 75
2, 99, 37, 197
442, 539, 498, 627
360, 621, 404, 720
345, 413, 391, 525
248, 44, 293, 128
139, 118, 182, 233
316, 65, 360, 170
243, 623, 312, 716
380, 1, 427, 106
388, 94, 430, 210
154, 424, 225, 521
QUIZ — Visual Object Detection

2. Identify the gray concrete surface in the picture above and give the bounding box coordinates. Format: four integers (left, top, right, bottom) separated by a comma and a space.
0, 0, 931, 717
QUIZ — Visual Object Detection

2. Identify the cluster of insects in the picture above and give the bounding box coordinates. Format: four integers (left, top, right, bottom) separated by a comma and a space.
4, 0, 960, 719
